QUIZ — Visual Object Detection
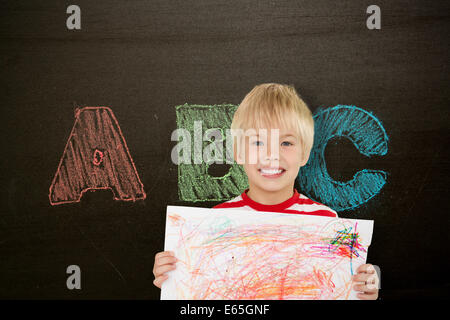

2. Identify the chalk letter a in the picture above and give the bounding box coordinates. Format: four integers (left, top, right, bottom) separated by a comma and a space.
49, 107, 146, 205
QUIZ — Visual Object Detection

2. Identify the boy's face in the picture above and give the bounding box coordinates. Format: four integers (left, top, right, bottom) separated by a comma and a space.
235, 127, 308, 194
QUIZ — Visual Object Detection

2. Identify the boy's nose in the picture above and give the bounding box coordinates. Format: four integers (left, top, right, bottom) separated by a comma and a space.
269, 142, 280, 158
261, 153, 280, 168
262, 145, 280, 162
264, 152, 279, 161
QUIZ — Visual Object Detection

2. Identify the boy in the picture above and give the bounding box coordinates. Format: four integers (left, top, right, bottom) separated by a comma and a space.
153, 83, 379, 299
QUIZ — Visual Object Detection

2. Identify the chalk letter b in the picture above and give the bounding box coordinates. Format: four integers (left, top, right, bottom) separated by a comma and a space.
66, 5, 81, 30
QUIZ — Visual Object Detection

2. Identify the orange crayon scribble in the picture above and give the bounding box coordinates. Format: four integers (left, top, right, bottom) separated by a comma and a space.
168, 214, 185, 226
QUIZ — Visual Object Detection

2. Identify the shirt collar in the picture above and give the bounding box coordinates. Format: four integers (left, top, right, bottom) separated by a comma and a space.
240, 188, 300, 212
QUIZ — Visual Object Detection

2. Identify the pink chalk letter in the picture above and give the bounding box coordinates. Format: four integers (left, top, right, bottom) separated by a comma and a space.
49, 107, 146, 205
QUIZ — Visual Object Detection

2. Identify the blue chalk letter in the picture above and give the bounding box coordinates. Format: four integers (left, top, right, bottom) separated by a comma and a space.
298, 105, 388, 212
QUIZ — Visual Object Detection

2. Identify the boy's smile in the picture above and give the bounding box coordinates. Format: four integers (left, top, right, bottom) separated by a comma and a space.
258, 167, 286, 178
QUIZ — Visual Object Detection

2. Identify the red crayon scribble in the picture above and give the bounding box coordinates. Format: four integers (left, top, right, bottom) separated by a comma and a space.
49, 106, 146, 205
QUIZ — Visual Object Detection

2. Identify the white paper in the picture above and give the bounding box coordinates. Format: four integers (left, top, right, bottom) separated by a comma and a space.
161, 205, 373, 300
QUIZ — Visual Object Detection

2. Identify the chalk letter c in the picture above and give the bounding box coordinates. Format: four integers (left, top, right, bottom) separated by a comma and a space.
298, 105, 388, 212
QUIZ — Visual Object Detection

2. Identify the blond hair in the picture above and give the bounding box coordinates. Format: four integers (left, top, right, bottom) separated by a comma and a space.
231, 83, 314, 162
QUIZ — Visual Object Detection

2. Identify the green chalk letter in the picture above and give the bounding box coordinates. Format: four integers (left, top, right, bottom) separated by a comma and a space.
175, 104, 248, 201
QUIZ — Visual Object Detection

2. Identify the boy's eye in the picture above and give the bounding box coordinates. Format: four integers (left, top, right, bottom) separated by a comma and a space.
252, 140, 264, 146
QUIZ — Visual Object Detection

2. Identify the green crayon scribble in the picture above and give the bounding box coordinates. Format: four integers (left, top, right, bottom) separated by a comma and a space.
176, 104, 248, 201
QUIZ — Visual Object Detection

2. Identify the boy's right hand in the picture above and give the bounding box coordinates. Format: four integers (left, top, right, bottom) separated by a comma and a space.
153, 251, 177, 288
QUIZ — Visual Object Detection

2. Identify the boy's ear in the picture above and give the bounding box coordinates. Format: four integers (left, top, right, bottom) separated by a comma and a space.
299, 150, 310, 167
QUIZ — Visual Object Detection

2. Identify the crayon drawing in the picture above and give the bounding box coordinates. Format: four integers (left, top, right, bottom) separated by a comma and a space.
162, 206, 373, 300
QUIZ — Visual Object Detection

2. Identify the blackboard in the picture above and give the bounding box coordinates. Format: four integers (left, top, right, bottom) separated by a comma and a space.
1, 0, 449, 300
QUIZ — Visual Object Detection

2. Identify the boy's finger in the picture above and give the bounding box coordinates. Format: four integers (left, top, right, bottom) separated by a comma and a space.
352, 273, 370, 283
353, 283, 366, 292
154, 264, 176, 278
155, 251, 175, 259
363, 284, 379, 293
357, 292, 378, 300
154, 256, 177, 268
356, 264, 375, 274
153, 274, 168, 289
353, 283, 378, 294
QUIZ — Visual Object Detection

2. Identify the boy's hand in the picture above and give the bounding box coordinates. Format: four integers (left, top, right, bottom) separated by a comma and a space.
352, 264, 379, 300
153, 251, 177, 288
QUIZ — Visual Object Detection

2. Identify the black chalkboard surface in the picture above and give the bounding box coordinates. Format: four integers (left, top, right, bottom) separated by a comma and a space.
0, 0, 449, 300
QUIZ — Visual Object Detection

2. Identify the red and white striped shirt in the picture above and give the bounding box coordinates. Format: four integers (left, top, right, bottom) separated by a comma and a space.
213, 189, 338, 217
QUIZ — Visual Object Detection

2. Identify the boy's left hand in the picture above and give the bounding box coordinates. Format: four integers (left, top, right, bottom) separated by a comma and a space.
352, 264, 379, 300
